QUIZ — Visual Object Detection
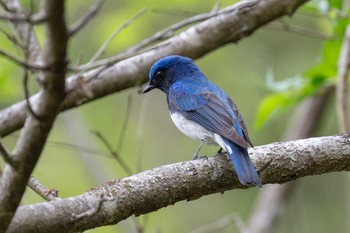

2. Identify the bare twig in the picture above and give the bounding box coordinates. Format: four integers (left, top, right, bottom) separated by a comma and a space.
0, 28, 23, 49
91, 130, 133, 176
152, 8, 198, 17
1, 0, 43, 64
23, 66, 45, 120
0, 0, 15, 12
69, 0, 106, 36
22, 21, 44, 120
0, 140, 16, 167
267, 20, 333, 40
27, 176, 59, 201
82, 7, 147, 69
74, 4, 220, 71
336, 25, 350, 133
189, 213, 248, 233
0, 48, 47, 70
0, 11, 47, 23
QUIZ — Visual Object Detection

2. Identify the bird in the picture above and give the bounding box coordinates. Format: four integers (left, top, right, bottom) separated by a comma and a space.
142, 55, 262, 188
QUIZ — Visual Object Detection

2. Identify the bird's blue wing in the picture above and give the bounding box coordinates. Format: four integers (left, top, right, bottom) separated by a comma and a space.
168, 83, 251, 148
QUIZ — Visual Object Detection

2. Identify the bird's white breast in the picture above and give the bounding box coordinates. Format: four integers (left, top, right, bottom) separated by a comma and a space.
170, 112, 217, 145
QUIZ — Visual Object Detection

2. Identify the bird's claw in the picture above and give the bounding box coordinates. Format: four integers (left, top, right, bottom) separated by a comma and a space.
214, 147, 226, 156
192, 154, 208, 160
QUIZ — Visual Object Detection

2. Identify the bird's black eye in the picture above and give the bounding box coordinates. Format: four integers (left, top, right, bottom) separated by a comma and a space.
155, 71, 164, 80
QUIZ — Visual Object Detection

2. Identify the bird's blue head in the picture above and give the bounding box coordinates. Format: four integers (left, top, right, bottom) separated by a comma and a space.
142, 55, 201, 94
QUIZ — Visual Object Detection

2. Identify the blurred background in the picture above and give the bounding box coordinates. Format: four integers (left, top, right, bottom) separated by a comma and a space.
0, 0, 349, 232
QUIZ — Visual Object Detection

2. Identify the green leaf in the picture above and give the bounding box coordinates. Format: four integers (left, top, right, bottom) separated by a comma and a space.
254, 93, 292, 130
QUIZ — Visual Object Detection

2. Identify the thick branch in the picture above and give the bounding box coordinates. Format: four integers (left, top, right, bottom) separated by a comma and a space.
0, 0, 309, 137
6, 135, 350, 233
0, 0, 67, 231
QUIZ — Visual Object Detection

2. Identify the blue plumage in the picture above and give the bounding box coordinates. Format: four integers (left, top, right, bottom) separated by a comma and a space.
143, 55, 262, 188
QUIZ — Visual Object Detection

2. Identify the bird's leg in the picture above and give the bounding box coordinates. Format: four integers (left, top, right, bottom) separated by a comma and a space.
216, 147, 223, 155
192, 139, 205, 160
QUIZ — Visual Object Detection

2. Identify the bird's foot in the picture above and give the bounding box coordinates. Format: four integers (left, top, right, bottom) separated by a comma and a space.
215, 147, 225, 156
192, 154, 208, 160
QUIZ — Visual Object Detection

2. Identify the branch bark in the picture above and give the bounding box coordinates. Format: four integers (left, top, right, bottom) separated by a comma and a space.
6, 135, 350, 233
336, 25, 350, 133
0, 0, 309, 137
0, 0, 67, 231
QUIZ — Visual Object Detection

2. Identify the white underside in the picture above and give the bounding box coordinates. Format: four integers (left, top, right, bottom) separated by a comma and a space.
170, 112, 231, 153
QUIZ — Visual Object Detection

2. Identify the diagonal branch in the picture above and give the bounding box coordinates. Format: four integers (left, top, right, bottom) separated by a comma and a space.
0, 0, 68, 231
68, 0, 106, 36
6, 135, 350, 233
0, 48, 47, 70
0, 0, 310, 137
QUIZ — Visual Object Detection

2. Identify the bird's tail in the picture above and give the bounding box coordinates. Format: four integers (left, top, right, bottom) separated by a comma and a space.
222, 138, 262, 188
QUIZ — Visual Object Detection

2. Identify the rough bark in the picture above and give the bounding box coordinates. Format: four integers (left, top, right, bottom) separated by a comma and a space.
0, 0, 67, 231
6, 135, 350, 233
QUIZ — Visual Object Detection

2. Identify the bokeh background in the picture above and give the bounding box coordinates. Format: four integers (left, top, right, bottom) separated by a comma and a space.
0, 0, 349, 232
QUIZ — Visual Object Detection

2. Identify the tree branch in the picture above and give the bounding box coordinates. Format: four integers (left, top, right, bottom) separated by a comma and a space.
336, 25, 350, 133
0, 0, 68, 231
5, 135, 350, 233
0, 0, 43, 64
0, 0, 309, 137
68, 0, 105, 36
0, 11, 47, 23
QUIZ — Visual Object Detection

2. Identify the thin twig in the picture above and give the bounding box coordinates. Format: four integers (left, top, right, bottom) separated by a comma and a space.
90, 130, 133, 176
8, 134, 113, 157
0, 48, 48, 70
73, 4, 221, 71
267, 20, 334, 40
27, 176, 59, 201
22, 20, 43, 120
336, 25, 350, 133
69, 0, 106, 36
0, 11, 47, 23
0, 0, 15, 12
82, 7, 147, 69
0, 140, 16, 167
23, 67, 45, 120
152, 8, 198, 17
0, 28, 24, 49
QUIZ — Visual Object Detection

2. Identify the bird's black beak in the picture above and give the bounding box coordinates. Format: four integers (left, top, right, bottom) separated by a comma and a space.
142, 83, 155, 94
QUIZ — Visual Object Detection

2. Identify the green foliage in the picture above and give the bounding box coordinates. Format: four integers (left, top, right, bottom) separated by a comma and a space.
254, 1, 350, 129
